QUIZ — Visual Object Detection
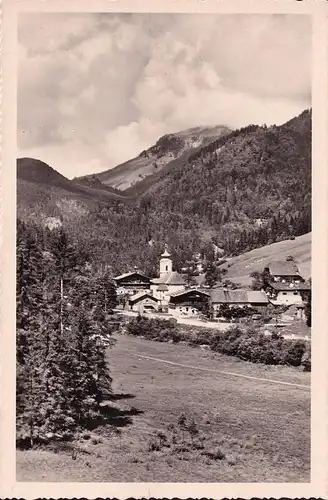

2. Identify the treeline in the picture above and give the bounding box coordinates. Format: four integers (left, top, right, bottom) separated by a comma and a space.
16, 219, 118, 447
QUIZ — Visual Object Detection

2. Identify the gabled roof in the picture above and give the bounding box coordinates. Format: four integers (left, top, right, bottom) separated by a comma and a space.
210, 289, 268, 304
246, 291, 269, 304
114, 271, 150, 282
211, 289, 248, 304
165, 271, 185, 286
266, 260, 300, 277
129, 291, 159, 303
268, 282, 310, 291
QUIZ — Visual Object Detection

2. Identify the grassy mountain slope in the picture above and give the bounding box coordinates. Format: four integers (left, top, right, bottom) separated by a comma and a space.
77, 125, 231, 191
220, 232, 311, 286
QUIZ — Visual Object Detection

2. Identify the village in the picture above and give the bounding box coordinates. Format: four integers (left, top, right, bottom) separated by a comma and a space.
113, 245, 311, 338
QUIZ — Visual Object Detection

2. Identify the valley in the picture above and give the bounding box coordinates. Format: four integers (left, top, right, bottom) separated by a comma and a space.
17, 109, 312, 278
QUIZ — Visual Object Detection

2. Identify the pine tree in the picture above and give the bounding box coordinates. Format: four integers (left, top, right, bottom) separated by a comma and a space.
204, 262, 221, 289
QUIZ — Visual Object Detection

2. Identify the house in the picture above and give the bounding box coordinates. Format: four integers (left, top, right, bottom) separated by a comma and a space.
113, 267, 151, 296
265, 281, 310, 306
128, 291, 159, 313
169, 289, 210, 317
263, 259, 310, 307
210, 289, 269, 312
264, 260, 304, 284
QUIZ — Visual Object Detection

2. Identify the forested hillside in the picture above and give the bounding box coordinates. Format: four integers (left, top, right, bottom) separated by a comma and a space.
17, 109, 311, 276
137, 109, 311, 256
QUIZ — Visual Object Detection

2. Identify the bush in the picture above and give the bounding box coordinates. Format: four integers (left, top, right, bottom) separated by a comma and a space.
126, 315, 177, 340
301, 342, 311, 371
282, 340, 306, 366
210, 326, 308, 368
187, 329, 215, 346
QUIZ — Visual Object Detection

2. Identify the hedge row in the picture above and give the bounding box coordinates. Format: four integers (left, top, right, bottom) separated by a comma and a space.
125, 315, 311, 371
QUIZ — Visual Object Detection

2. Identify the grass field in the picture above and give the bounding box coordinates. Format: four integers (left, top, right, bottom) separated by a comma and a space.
221, 233, 311, 286
17, 334, 310, 482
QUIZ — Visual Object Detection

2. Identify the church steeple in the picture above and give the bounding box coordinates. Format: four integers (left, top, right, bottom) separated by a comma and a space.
160, 244, 172, 277
161, 244, 171, 258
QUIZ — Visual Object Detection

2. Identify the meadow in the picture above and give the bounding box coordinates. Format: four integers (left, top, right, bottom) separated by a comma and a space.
17, 333, 310, 482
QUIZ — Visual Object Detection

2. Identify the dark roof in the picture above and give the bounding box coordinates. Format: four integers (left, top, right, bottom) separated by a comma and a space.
211, 289, 268, 304
170, 289, 210, 299
114, 271, 150, 282
268, 282, 310, 291
266, 260, 300, 277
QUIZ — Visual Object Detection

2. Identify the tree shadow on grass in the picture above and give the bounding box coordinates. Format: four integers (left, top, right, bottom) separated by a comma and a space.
85, 403, 144, 431
109, 392, 136, 401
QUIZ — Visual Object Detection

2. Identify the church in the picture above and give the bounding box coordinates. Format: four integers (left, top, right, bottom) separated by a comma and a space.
113, 246, 187, 313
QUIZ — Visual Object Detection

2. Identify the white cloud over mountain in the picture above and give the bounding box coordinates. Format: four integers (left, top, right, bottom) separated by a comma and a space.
18, 13, 311, 178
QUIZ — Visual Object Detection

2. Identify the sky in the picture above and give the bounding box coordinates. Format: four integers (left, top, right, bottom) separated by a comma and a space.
18, 13, 311, 178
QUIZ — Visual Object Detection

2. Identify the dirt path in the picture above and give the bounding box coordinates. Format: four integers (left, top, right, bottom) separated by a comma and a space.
133, 353, 310, 389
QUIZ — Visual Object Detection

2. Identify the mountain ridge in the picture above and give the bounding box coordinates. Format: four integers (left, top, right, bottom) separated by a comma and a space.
76, 124, 231, 192
16, 109, 311, 276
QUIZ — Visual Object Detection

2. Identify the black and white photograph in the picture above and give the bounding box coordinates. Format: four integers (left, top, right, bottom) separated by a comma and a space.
0, 2, 324, 492
14, 10, 313, 484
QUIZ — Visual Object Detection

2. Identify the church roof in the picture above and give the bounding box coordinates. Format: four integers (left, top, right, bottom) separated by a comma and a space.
161, 244, 171, 258
165, 271, 185, 286
151, 271, 185, 286
157, 284, 169, 291
151, 277, 166, 284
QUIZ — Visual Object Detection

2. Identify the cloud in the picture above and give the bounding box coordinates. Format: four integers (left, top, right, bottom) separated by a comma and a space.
18, 13, 311, 178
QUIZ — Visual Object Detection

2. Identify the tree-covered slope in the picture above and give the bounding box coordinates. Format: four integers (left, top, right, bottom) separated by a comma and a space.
137, 109, 311, 255
16, 109, 311, 276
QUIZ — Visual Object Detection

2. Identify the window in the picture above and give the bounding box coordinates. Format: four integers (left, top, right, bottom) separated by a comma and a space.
293, 292, 298, 295
282, 292, 287, 295
166, 265, 168, 271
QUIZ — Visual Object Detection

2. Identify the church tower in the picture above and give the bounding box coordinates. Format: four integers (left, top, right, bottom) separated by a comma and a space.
159, 244, 172, 277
